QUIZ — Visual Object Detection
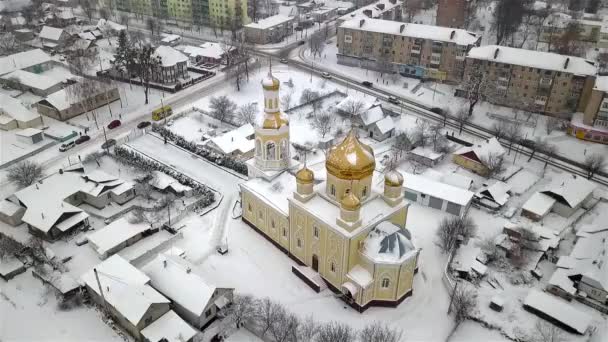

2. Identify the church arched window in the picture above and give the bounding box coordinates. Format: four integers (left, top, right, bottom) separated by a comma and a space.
381, 278, 390, 288
274, 98, 278, 108
330, 184, 336, 197
330, 261, 336, 273
266, 141, 276, 160
362, 186, 367, 198
280, 139, 288, 160
256, 139, 262, 157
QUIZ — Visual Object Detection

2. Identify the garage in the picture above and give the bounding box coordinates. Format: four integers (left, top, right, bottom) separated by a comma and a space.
401, 172, 474, 217
429, 196, 443, 210
446, 202, 463, 216
404, 191, 417, 201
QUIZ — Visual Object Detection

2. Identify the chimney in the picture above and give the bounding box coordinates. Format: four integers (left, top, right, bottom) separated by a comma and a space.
450, 30, 455, 40
494, 48, 500, 59
400, 24, 405, 33
359, 19, 365, 27
564, 57, 570, 69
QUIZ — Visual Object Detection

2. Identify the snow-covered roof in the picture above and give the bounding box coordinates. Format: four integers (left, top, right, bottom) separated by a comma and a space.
181, 44, 225, 60
454, 137, 505, 162
96, 18, 125, 32
0, 49, 52, 76
360, 105, 384, 126
42, 82, 114, 111
142, 254, 218, 317
340, 18, 480, 46
402, 172, 474, 206
150, 171, 191, 194
0, 199, 22, 216
87, 217, 150, 256
245, 14, 293, 30
467, 45, 597, 76
2, 69, 61, 91
594, 76, 608, 92
409, 146, 443, 161
161, 34, 181, 43
335, 95, 376, 114
78, 31, 96, 41
567, 229, 608, 291
524, 289, 591, 334
141, 310, 198, 342
477, 181, 511, 206
338, 0, 402, 22
0, 258, 24, 277
541, 174, 595, 209
154, 46, 188, 67
0, 94, 41, 122
81, 255, 169, 326
440, 172, 472, 190
205, 124, 255, 155
373, 116, 394, 134
39, 26, 64, 41
346, 264, 373, 287
362, 221, 416, 264
522, 192, 556, 216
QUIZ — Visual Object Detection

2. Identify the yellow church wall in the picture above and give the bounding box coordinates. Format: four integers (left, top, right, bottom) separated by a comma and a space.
325, 174, 373, 203
452, 154, 488, 176
388, 206, 408, 229
397, 256, 417, 298
242, 188, 289, 250
373, 265, 400, 301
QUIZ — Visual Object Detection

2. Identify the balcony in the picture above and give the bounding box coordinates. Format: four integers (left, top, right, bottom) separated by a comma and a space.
410, 46, 421, 54
534, 97, 547, 105
539, 77, 552, 88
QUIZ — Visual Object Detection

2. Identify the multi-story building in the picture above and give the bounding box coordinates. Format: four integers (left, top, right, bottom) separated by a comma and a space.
168, 0, 193, 23
209, 0, 249, 28
244, 14, 294, 44
540, 12, 603, 44
569, 76, 608, 144
463, 45, 597, 117
336, 18, 481, 82
436, 0, 471, 28
336, 0, 402, 25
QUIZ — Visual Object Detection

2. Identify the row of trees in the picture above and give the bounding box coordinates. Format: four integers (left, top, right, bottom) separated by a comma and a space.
221, 294, 403, 342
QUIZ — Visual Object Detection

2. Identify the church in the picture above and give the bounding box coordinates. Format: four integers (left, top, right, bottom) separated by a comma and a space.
239, 68, 420, 312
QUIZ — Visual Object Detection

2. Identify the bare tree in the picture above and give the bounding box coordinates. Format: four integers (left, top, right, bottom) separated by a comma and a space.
297, 315, 318, 342
359, 322, 403, 342
312, 113, 335, 138
455, 107, 470, 135
237, 102, 257, 125
553, 22, 583, 56
583, 153, 606, 180
449, 285, 476, 330
533, 320, 566, 342
541, 144, 557, 171
504, 122, 522, 154
492, 120, 509, 140
404, 0, 424, 22
256, 298, 284, 337
7, 161, 43, 188
436, 216, 477, 254
341, 99, 366, 118
316, 321, 354, 342
99, 8, 110, 20
0, 33, 18, 55
460, 67, 488, 117
411, 121, 431, 147
119, 13, 130, 30
429, 123, 444, 151
300, 88, 320, 106
524, 138, 548, 162
269, 307, 300, 342
481, 152, 506, 179
391, 132, 413, 161
281, 92, 293, 110
492, 0, 527, 45
308, 33, 325, 59
476, 237, 501, 264
209, 95, 237, 123
132, 43, 161, 105
544, 116, 561, 135
598, 52, 608, 73
225, 294, 257, 328
0, 234, 25, 260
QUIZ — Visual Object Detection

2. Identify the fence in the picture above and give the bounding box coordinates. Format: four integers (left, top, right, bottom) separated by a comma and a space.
96, 69, 215, 94
285, 90, 346, 113
487, 112, 537, 128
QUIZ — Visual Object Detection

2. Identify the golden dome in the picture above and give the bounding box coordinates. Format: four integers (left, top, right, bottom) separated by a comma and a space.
296, 167, 314, 184
341, 192, 361, 211
384, 170, 404, 187
262, 113, 289, 129
326, 130, 376, 180
262, 74, 280, 91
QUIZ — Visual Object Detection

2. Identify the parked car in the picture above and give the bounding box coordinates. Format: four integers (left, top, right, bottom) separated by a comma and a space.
280, 58, 288, 64
430, 107, 444, 115
107, 119, 121, 129
101, 139, 116, 149
321, 72, 332, 79
298, 40, 306, 45
59, 141, 76, 152
387, 96, 400, 104
137, 121, 151, 129
362, 81, 373, 88
75, 135, 90, 144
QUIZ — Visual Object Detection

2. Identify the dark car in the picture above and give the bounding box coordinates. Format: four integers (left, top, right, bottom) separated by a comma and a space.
75, 135, 90, 144
387, 96, 400, 104
298, 40, 306, 45
362, 81, 373, 88
107, 119, 121, 129
101, 139, 116, 149
137, 121, 151, 129
430, 107, 444, 115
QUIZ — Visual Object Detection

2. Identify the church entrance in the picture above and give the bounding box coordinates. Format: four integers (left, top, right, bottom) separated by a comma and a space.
312, 254, 319, 272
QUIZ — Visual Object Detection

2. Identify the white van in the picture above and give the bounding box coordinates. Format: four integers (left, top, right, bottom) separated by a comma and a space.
59, 140, 76, 152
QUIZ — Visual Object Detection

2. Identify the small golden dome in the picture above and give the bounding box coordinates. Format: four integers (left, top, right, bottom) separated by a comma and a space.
384, 170, 404, 187
296, 167, 314, 184
326, 130, 376, 180
262, 75, 280, 91
262, 113, 289, 129
341, 192, 361, 211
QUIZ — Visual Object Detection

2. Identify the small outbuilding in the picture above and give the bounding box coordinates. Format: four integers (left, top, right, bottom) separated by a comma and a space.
402, 172, 474, 217
0, 258, 26, 280
408, 146, 444, 167
87, 217, 152, 259
521, 192, 556, 221
523, 289, 592, 335
141, 310, 198, 342
16, 128, 44, 144
0, 200, 25, 226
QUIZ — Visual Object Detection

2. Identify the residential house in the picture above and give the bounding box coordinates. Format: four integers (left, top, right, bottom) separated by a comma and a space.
160, 34, 182, 46
1, 69, 63, 96
368, 116, 395, 141
570, 76, 608, 144
142, 254, 235, 329
311, 7, 338, 22
141, 310, 198, 342
204, 123, 256, 159
524, 290, 592, 334
474, 181, 512, 210
152, 46, 189, 84
336, 0, 403, 25
150, 171, 193, 197
463, 45, 597, 117
36, 81, 120, 121
81, 255, 171, 340
337, 19, 480, 82
402, 172, 474, 217
179, 42, 234, 66
244, 15, 295, 44
0, 199, 25, 226
0, 94, 43, 130
0, 49, 54, 77
38, 26, 69, 49
16, 128, 44, 144
522, 174, 595, 220
87, 217, 151, 259
408, 146, 444, 167
452, 137, 506, 176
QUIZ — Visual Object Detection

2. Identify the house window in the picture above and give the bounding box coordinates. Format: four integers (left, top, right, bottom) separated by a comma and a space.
282, 227, 287, 237
313, 226, 319, 238
381, 278, 390, 288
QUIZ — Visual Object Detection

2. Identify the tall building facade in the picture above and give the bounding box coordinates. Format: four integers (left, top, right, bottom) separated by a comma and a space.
209, 0, 249, 28
336, 18, 481, 82
463, 45, 597, 117
436, 0, 469, 28
240, 69, 420, 311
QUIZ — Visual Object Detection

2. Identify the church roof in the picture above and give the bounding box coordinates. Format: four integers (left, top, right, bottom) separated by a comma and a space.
326, 130, 375, 180
362, 222, 416, 264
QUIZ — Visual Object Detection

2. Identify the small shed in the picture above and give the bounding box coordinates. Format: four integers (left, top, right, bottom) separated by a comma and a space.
408, 146, 444, 167
523, 289, 592, 335
490, 295, 504, 312
16, 128, 44, 144
141, 310, 198, 342
402, 172, 474, 217
521, 192, 556, 221
368, 116, 395, 141
87, 218, 152, 259
0, 258, 26, 280
0, 199, 25, 226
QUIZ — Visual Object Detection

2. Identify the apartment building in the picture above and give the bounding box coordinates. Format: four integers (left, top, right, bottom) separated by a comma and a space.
436, 0, 471, 28
463, 45, 597, 117
336, 0, 402, 25
209, 0, 249, 28
337, 19, 480, 82
540, 12, 603, 44
244, 14, 294, 44
570, 76, 608, 144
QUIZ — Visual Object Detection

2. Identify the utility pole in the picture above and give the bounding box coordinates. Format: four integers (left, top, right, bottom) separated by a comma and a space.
447, 281, 459, 315
102, 126, 109, 154
93, 268, 109, 312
